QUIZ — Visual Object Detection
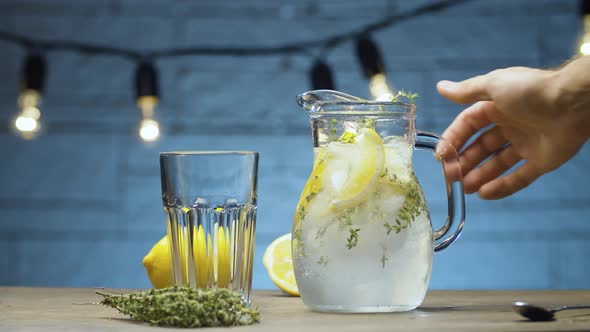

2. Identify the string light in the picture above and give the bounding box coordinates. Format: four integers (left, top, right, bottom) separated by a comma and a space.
135, 62, 160, 142
14, 54, 46, 140
310, 60, 336, 90
0, 0, 471, 139
580, 0, 590, 55
139, 118, 160, 141
355, 36, 394, 100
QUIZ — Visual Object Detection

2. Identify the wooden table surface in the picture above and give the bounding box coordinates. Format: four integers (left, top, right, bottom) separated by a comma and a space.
1, 287, 590, 331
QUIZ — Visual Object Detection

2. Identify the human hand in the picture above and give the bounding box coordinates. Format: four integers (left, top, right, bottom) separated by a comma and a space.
437, 62, 590, 200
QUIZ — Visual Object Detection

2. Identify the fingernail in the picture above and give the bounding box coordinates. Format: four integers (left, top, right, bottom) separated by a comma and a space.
437, 80, 457, 91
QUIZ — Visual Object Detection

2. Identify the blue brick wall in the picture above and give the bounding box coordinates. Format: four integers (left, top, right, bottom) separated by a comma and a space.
0, 0, 588, 290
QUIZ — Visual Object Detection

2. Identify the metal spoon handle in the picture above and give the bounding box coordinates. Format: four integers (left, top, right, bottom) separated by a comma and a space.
553, 305, 590, 313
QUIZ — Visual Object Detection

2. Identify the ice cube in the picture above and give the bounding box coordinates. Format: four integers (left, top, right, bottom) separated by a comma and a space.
194, 197, 210, 208
224, 198, 239, 208
382, 135, 406, 146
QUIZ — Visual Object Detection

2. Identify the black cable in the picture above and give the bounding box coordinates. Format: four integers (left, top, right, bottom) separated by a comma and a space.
44, 40, 141, 59
0, 0, 471, 60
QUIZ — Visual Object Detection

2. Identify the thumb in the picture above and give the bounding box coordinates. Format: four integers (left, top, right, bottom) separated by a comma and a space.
437, 74, 492, 104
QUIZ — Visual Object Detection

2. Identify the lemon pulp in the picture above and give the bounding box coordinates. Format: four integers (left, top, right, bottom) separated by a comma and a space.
262, 233, 299, 296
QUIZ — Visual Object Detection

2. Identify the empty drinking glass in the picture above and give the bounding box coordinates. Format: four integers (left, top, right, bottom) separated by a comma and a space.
159, 151, 259, 304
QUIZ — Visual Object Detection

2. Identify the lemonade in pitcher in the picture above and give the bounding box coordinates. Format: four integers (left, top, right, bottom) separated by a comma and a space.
293, 90, 465, 313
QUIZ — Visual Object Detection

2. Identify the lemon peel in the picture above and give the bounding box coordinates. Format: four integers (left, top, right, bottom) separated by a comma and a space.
294, 147, 327, 229
142, 235, 173, 289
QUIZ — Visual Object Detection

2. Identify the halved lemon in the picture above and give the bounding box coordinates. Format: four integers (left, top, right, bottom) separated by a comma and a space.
263, 233, 299, 296
325, 127, 385, 210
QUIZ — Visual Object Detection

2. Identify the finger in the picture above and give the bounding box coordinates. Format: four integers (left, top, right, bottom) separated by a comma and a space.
459, 125, 509, 174
441, 101, 496, 153
478, 162, 541, 200
442, 156, 463, 183
431, 137, 462, 183
463, 145, 521, 194
436, 74, 492, 104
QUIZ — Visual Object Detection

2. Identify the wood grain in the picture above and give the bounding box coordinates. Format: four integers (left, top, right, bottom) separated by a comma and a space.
1, 288, 589, 331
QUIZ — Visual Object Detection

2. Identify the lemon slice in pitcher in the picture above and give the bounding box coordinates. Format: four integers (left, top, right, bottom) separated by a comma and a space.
293, 147, 328, 229
326, 127, 384, 210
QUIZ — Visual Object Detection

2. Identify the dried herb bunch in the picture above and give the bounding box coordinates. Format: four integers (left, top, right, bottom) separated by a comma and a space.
98, 286, 260, 328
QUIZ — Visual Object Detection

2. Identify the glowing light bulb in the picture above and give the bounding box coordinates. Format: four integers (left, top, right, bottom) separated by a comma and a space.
14, 90, 42, 139
369, 73, 394, 100
15, 114, 39, 132
139, 118, 160, 142
136, 96, 161, 142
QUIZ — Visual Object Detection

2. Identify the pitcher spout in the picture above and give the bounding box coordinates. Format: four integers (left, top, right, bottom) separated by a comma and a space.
296, 90, 368, 112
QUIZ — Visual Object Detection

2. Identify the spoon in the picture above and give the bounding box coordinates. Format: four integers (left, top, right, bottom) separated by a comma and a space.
512, 301, 590, 321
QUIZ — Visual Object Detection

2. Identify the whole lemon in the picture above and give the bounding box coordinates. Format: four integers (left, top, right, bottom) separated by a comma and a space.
143, 227, 232, 289
142, 235, 172, 289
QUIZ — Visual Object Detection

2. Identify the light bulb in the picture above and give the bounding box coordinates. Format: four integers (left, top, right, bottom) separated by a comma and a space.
15, 115, 39, 132
137, 96, 156, 119
14, 90, 42, 139
139, 118, 160, 142
135, 61, 161, 142
369, 73, 394, 100
137, 96, 160, 142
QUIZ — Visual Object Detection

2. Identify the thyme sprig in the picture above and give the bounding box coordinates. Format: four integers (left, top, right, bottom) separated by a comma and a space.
383, 169, 427, 235
317, 256, 329, 266
361, 117, 376, 129
346, 227, 360, 249
380, 255, 389, 268
390, 89, 419, 104
330, 118, 338, 141
98, 286, 259, 328
292, 226, 305, 257
338, 213, 354, 231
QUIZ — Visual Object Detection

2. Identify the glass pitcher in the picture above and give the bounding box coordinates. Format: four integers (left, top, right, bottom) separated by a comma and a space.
293, 90, 465, 313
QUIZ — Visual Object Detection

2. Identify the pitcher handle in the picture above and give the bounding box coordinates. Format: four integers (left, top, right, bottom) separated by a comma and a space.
415, 131, 466, 252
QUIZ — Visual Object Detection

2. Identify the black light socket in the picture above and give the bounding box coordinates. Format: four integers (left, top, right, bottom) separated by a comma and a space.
21, 53, 46, 93
135, 62, 159, 99
355, 35, 385, 79
310, 60, 335, 90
